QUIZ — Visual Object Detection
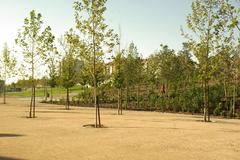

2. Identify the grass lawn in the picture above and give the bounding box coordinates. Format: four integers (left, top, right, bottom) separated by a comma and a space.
6, 86, 82, 98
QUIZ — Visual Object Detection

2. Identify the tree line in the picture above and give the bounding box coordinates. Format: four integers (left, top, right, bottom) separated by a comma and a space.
0, 0, 240, 126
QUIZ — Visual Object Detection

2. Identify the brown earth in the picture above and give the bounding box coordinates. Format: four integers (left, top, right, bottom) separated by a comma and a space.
0, 97, 240, 160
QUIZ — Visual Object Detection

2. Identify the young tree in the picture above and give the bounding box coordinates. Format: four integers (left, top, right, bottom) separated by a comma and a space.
183, 0, 231, 122
15, 10, 55, 118
59, 30, 80, 110
152, 45, 180, 110
0, 43, 16, 104
112, 52, 124, 115
59, 54, 78, 110
224, 0, 240, 117
45, 47, 59, 102
177, 43, 197, 112
40, 27, 57, 103
121, 42, 143, 109
112, 27, 125, 115
73, 0, 117, 127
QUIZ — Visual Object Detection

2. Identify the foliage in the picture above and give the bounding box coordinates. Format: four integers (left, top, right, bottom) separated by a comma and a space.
0, 43, 16, 103
15, 10, 55, 117
73, 0, 118, 127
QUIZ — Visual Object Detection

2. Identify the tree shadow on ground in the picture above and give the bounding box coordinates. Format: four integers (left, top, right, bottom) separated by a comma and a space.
196, 119, 240, 125
36, 110, 80, 114
103, 126, 198, 130
214, 120, 240, 125
195, 120, 213, 123
0, 156, 25, 160
36, 110, 94, 115
220, 129, 240, 133
0, 134, 24, 138
108, 126, 180, 129
83, 124, 107, 128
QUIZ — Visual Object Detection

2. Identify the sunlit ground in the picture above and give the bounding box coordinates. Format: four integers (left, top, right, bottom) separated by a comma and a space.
0, 98, 239, 160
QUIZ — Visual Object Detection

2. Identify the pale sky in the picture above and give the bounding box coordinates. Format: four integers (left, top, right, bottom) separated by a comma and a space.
0, 0, 193, 58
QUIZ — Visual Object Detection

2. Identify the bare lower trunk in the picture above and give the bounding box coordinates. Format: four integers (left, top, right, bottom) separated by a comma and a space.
94, 86, 101, 127
3, 82, 6, 104
94, 87, 101, 127
66, 88, 69, 110
207, 85, 210, 122
166, 82, 169, 111
29, 82, 33, 118
44, 85, 48, 101
51, 87, 53, 103
224, 79, 228, 112
137, 85, 140, 108
117, 88, 123, 115
125, 85, 129, 110
232, 82, 236, 118
118, 88, 121, 115
29, 96, 33, 118
120, 88, 122, 115
94, 85, 97, 127
203, 82, 207, 122
203, 80, 209, 122
97, 96, 101, 127
33, 85, 36, 118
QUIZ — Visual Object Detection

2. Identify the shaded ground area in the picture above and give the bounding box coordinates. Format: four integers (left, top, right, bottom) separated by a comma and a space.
0, 98, 240, 160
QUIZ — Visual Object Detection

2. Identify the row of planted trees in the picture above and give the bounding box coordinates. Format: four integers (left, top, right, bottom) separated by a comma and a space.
111, 0, 240, 121
85, 39, 239, 119
1, 0, 117, 128
1, 0, 240, 126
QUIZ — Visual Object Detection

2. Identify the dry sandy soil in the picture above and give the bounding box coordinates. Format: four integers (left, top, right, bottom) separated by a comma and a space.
0, 97, 240, 160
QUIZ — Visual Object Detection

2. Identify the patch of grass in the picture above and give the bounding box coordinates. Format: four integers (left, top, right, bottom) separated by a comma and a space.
6, 86, 82, 98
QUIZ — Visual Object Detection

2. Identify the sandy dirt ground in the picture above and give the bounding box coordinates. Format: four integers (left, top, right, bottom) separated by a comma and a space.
0, 97, 240, 160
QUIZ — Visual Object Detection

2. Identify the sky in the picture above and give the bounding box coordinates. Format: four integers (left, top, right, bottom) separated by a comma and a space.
0, 0, 193, 58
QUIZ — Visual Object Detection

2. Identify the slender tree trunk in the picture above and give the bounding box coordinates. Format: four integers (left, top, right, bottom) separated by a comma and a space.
93, 45, 100, 127
120, 88, 122, 115
33, 84, 36, 118
183, 81, 187, 112
44, 85, 46, 101
97, 96, 101, 127
29, 79, 34, 118
29, 47, 35, 118
137, 84, 140, 108
66, 88, 69, 110
29, 97, 33, 118
233, 85, 236, 118
166, 81, 169, 111
3, 81, 6, 104
3, 68, 7, 104
51, 87, 53, 103
94, 84, 101, 127
29, 86, 33, 118
125, 85, 129, 110
94, 86, 98, 127
202, 15, 211, 122
44, 81, 48, 101
118, 88, 120, 115
117, 88, 123, 115
203, 80, 207, 122
92, 6, 101, 128
93, 80, 101, 127
232, 74, 237, 118
203, 79, 210, 122
207, 84, 210, 122
223, 78, 228, 112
